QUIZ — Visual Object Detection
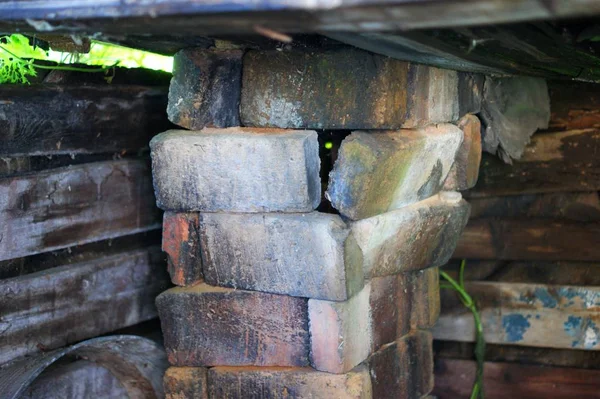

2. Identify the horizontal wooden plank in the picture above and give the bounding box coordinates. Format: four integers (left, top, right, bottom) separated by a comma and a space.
0, 0, 599, 35
0, 85, 170, 156
454, 219, 600, 261
434, 282, 600, 350
0, 159, 162, 261
0, 248, 169, 365
0, 230, 161, 280
444, 260, 600, 286
333, 24, 600, 81
549, 81, 600, 131
434, 340, 600, 370
469, 129, 600, 196
0, 154, 120, 178
433, 358, 600, 399
469, 192, 600, 222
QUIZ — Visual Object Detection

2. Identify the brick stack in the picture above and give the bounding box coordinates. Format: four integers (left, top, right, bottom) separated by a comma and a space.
151, 47, 481, 398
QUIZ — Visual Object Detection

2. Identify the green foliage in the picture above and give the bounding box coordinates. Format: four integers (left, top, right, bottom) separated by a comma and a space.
440, 260, 485, 399
0, 35, 43, 84
0, 34, 173, 84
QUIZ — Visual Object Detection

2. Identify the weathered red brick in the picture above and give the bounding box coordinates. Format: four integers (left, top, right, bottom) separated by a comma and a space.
308, 272, 437, 374
164, 367, 208, 399
444, 114, 482, 191
208, 366, 372, 398
162, 212, 202, 286
369, 331, 434, 399
398, 267, 441, 331
156, 284, 309, 367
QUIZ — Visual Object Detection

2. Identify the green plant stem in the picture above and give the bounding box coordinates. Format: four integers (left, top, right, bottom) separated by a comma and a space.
0, 45, 109, 73
440, 261, 485, 399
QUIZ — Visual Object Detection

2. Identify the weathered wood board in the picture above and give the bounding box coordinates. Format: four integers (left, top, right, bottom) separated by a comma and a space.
469, 129, 600, 196
0, 230, 161, 280
21, 360, 129, 399
468, 192, 600, 222
0, 159, 162, 261
434, 340, 600, 370
434, 282, 600, 350
454, 219, 600, 261
0, 85, 171, 156
548, 81, 600, 131
444, 260, 600, 287
433, 358, 600, 399
0, 248, 168, 365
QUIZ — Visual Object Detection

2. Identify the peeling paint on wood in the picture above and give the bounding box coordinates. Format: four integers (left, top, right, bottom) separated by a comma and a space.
434, 282, 600, 350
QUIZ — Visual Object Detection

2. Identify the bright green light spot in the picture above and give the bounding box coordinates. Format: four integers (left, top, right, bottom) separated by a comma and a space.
325, 142, 333, 150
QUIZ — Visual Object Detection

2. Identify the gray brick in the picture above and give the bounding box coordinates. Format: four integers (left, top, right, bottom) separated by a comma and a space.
150, 128, 320, 212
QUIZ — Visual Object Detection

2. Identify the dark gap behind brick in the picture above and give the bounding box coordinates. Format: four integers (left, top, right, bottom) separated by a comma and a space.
317, 130, 351, 214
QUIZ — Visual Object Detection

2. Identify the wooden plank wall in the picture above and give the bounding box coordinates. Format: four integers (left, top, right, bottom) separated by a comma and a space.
0, 69, 171, 367
434, 81, 600, 397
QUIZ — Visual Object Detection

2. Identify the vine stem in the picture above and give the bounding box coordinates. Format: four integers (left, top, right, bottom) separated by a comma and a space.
0, 45, 111, 73
440, 260, 485, 399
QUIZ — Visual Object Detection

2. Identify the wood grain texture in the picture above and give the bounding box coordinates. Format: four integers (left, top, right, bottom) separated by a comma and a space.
0, 85, 171, 156
434, 340, 600, 370
470, 129, 600, 196
21, 360, 129, 399
454, 219, 600, 261
549, 81, 600, 131
0, 159, 162, 261
331, 24, 600, 81
434, 358, 600, 399
444, 259, 600, 287
2, 1, 600, 40
468, 192, 600, 222
0, 248, 168, 365
434, 282, 600, 350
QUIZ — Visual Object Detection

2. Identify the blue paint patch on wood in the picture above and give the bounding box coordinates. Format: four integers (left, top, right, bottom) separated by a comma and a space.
533, 287, 558, 308
502, 314, 531, 342
564, 315, 582, 338
564, 316, 600, 349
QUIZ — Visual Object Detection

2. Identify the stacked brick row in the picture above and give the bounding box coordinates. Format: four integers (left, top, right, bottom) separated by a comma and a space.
150, 47, 483, 398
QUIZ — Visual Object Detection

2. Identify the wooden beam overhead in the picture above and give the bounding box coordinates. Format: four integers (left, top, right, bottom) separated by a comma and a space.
1, 0, 600, 36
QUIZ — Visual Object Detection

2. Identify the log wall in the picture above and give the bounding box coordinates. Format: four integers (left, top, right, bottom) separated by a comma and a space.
434, 81, 600, 397
0, 70, 170, 371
